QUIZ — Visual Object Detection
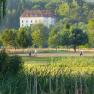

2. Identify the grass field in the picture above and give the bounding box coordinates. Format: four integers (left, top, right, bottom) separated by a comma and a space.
22, 56, 52, 64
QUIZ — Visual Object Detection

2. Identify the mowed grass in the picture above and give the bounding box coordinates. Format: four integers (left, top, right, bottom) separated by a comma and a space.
22, 56, 94, 65
22, 56, 62, 64
22, 56, 52, 64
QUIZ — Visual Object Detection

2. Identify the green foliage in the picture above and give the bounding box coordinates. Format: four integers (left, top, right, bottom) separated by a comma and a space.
16, 28, 32, 48
1, 0, 94, 29
0, 50, 23, 75
1, 29, 17, 48
0, 39, 3, 47
61, 24, 71, 47
8, 55, 23, 73
56, 3, 69, 17
0, 50, 8, 73
71, 28, 88, 52
88, 19, 94, 30
87, 19, 94, 47
48, 26, 61, 47
31, 24, 48, 48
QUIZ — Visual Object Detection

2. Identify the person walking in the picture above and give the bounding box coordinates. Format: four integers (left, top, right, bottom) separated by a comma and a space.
80, 51, 83, 56
34, 49, 37, 56
29, 51, 32, 56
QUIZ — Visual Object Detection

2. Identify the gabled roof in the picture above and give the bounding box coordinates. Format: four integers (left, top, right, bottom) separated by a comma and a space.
20, 10, 56, 17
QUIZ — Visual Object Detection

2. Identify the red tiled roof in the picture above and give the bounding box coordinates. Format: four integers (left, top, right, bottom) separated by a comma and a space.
20, 10, 56, 17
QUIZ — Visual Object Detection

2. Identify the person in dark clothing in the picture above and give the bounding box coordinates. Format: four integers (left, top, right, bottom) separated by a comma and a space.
80, 51, 83, 56
29, 51, 32, 56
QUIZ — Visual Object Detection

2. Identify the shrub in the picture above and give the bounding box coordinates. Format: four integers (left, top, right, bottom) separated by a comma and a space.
0, 50, 23, 75
0, 50, 8, 73
8, 55, 23, 73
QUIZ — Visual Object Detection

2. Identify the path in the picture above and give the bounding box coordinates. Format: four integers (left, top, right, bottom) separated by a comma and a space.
11, 52, 94, 57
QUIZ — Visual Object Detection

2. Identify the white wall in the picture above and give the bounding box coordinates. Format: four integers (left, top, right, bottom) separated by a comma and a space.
20, 17, 56, 28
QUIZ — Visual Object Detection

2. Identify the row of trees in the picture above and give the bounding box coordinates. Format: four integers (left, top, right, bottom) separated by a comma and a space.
0, 24, 88, 52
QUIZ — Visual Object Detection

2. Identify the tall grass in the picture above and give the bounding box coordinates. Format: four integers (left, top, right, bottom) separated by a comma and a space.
0, 57, 94, 94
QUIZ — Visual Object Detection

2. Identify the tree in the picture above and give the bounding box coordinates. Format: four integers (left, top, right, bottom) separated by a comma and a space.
0, 39, 3, 48
56, 2, 69, 17
16, 28, 32, 48
61, 24, 71, 48
48, 26, 61, 48
87, 19, 94, 47
71, 28, 88, 52
1, 29, 17, 48
31, 24, 49, 48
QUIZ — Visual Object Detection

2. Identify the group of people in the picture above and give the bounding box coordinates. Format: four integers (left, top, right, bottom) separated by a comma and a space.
29, 49, 37, 57
28, 49, 83, 57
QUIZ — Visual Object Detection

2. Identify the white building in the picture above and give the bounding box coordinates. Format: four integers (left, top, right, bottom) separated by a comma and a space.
20, 10, 56, 28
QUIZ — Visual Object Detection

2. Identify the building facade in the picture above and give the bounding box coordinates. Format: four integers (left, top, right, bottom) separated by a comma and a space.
20, 10, 56, 28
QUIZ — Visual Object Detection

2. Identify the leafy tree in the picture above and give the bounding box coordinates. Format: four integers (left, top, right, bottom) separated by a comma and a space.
48, 26, 61, 48
0, 39, 3, 48
31, 24, 48, 48
61, 24, 71, 48
71, 28, 88, 52
1, 29, 17, 48
87, 19, 94, 47
16, 28, 32, 48
56, 2, 69, 17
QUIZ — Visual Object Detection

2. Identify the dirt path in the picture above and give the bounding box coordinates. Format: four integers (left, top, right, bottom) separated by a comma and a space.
13, 53, 94, 57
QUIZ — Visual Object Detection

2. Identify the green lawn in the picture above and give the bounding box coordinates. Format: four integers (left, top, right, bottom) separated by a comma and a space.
22, 56, 51, 63
22, 56, 94, 64
22, 56, 61, 64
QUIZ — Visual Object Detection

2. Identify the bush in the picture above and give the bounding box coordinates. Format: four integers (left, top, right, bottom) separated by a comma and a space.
0, 50, 23, 75
8, 55, 23, 73
0, 50, 8, 73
